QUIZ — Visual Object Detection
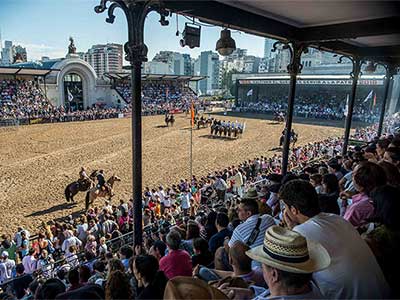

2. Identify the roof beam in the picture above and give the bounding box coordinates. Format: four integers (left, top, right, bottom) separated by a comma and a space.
297, 17, 400, 42
164, 0, 297, 41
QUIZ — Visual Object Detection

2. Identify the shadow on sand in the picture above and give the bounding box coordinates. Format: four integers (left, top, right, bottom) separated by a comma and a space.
25, 202, 78, 218
198, 134, 238, 141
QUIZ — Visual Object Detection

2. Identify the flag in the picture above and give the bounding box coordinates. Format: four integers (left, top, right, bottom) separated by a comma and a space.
246, 89, 253, 97
344, 94, 349, 117
191, 101, 195, 127
67, 88, 74, 102
363, 90, 373, 103
166, 88, 169, 99
373, 93, 377, 107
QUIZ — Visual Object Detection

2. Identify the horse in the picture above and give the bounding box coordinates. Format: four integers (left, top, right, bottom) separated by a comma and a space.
197, 119, 207, 129
64, 170, 97, 202
273, 113, 285, 123
165, 114, 175, 127
85, 175, 121, 210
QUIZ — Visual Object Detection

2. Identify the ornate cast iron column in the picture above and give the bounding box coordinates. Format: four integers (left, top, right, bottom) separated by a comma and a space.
272, 41, 308, 176
95, 0, 169, 246
377, 64, 397, 137
340, 56, 365, 155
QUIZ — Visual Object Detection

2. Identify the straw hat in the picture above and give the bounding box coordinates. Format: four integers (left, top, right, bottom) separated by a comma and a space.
164, 276, 228, 300
246, 225, 330, 274
242, 188, 261, 200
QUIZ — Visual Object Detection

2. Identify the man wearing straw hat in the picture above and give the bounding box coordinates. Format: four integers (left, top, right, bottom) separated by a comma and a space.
221, 225, 330, 299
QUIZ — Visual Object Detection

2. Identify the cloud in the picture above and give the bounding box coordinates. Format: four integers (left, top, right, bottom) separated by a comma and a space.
13, 41, 66, 61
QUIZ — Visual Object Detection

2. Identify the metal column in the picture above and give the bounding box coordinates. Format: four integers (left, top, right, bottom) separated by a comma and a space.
274, 41, 308, 176
281, 73, 297, 176
342, 57, 362, 156
377, 65, 395, 137
95, 0, 169, 246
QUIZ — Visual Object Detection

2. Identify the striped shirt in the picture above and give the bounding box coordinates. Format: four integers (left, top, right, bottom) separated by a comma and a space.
228, 214, 275, 248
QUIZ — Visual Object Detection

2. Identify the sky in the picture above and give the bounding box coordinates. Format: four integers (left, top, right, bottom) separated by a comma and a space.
0, 0, 265, 62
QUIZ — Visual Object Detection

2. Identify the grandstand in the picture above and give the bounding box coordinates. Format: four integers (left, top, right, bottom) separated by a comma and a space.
235, 74, 386, 123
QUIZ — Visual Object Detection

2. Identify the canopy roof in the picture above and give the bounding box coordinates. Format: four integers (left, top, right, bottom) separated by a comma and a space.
0, 66, 58, 77
105, 72, 206, 81
164, 0, 400, 65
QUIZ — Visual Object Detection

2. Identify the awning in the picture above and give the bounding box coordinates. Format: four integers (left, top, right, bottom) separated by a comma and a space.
0, 66, 59, 77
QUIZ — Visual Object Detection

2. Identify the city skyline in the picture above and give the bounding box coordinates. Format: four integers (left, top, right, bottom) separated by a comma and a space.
0, 0, 265, 62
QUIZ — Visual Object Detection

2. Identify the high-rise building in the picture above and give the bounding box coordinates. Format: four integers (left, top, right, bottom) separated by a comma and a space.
83, 43, 123, 77
264, 38, 276, 59
1, 40, 14, 65
198, 51, 220, 94
153, 51, 193, 75
143, 61, 173, 74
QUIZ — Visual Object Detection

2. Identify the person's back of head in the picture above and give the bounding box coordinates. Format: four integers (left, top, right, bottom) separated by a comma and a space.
105, 270, 132, 300
193, 238, 209, 255
229, 241, 251, 274
353, 161, 387, 195
216, 212, 229, 229
279, 179, 320, 218
322, 174, 339, 194
240, 198, 259, 216
119, 245, 133, 259
93, 260, 106, 273
67, 268, 80, 286
35, 278, 66, 300
16, 263, 25, 275
79, 265, 91, 284
166, 231, 181, 251
134, 254, 161, 285
371, 185, 400, 230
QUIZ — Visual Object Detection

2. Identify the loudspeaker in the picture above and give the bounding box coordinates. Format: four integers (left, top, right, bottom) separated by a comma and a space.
180, 23, 201, 49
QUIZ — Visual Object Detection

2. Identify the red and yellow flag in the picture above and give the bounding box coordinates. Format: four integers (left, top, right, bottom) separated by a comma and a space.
191, 101, 195, 127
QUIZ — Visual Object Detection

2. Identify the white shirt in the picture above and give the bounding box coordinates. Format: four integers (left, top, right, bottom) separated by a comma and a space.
22, 255, 37, 274
0, 258, 15, 283
293, 213, 389, 299
180, 193, 191, 209
62, 236, 82, 255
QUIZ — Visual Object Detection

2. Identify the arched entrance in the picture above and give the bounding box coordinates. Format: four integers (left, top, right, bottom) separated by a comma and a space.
64, 73, 84, 111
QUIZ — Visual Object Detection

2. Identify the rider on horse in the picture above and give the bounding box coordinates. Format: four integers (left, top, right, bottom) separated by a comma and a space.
97, 170, 107, 191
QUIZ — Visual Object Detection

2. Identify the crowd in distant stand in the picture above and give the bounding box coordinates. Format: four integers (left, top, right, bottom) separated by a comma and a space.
116, 81, 208, 116
237, 95, 380, 123
0, 79, 204, 124
1, 113, 399, 299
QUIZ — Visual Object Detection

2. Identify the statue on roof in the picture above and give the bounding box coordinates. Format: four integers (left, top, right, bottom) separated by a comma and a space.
68, 37, 76, 54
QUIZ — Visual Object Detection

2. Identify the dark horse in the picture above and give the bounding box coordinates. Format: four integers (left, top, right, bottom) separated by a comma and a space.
165, 114, 175, 127
64, 170, 97, 202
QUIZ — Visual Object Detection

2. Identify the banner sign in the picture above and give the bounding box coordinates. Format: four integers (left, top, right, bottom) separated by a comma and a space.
238, 79, 384, 86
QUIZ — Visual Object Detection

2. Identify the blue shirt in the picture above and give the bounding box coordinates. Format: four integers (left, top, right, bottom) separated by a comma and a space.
208, 228, 232, 254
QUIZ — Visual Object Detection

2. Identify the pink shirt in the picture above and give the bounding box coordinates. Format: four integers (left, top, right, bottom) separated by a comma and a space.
159, 249, 192, 279
344, 193, 374, 227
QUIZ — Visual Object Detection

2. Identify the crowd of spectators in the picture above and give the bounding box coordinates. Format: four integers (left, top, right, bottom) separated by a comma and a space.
237, 95, 381, 123
1, 79, 205, 125
1, 113, 399, 299
115, 81, 207, 116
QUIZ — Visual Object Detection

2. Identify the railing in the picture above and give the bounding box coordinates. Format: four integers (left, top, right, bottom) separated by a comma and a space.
0, 230, 134, 288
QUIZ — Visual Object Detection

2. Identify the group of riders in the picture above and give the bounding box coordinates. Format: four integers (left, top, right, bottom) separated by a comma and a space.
210, 119, 244, 138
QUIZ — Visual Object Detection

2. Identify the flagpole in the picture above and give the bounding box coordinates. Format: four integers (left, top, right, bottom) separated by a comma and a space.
190, 100, 194, 182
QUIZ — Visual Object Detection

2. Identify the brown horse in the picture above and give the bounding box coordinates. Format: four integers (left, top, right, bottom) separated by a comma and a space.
85, 175, 121, 210
64, 170, 97, 202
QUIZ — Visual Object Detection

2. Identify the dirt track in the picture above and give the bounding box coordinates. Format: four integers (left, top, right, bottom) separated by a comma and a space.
0, 114, 343, 234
